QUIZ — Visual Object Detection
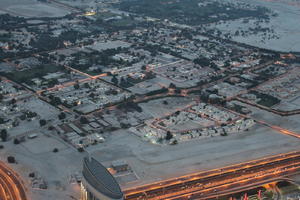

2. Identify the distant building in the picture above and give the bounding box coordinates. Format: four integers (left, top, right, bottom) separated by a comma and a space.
81, 157, 123, 200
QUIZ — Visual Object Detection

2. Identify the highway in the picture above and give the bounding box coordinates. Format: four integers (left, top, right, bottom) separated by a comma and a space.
159, 161, 300, 200
124, 151, 300, 200
0, 162, 27, 200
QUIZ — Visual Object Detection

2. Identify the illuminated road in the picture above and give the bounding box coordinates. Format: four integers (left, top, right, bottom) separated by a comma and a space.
159, 162, 300, 200
124, 151, 300, 200
259, 121, 300, 139
0, 162, 27, 200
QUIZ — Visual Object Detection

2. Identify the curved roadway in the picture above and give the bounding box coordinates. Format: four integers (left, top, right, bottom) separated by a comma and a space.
0, 161, 27, 200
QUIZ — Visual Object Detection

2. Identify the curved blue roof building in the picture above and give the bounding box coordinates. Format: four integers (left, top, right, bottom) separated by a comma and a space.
81, 157, 123, 200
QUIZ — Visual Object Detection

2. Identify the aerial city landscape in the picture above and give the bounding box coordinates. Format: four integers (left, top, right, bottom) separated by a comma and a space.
0, 0, 300, 199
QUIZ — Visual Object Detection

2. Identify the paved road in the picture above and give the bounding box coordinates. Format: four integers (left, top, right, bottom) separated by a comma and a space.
124, 151, 300, 200
0, 162, 27, 200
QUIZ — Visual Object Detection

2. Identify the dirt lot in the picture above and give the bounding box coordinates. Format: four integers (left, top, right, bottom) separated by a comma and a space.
0, 0, 70, 17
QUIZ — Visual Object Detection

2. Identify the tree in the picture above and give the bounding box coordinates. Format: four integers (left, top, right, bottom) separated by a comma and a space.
174, 88, 181, 94
7, 156, 15, 163
47, 79, 58, 87
120, 123, 130, 129
221, 131, 228, 136
53, 148, 59, 153
0, 117, 5, 124
200, 92, 209, 102
0, 129, 8, 142
74, 83, 80, 90
118, 101, 143, 113
50, 96, 62, 106
29, 172, 35, 178
165, 131, 173, 140
194, 57, 211, 67
111, 76, 118, 85
89, 92, 95, 98
58, 112, 66, 120
13, 138, 20, 144
105, 89, 118, 96
119, 77, 131, 88
19, 114, 26, 121
26, 111, 37, 119
10, 98, 16, 105
83, 83, 90, 89
171, 140, 178, 145
169, 83, 177, 89
39, 119, 47, 127
29, 33, 63, 51
12, 120, 19, 127
80, 116, 88, 124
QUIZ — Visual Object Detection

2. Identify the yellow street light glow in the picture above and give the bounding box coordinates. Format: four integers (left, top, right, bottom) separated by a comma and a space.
85, 11, 96, 16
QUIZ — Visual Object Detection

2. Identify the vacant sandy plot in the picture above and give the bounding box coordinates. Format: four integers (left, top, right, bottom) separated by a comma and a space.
88, 124, 299, 189
209, 0, 300, 52
21, 135, 68, 154
0, 0, 70, 17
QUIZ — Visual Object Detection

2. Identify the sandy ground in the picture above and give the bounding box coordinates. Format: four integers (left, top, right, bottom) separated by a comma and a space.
239, 101, 300, 134
209, 0, 300, 52
89, 98, 300, 189
0, 0, 70, 17
0, 134, 84, 200
0, 96, 299, 200
0, 0, 299, 199
1, 122, 299, 199
139, 97, 194, 118
89, 124, 299, 189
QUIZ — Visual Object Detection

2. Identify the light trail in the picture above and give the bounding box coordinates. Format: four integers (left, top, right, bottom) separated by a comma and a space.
271, 126, 300, 139
254, 119, 300, 139
124, 151, 300, 199
0, 162, 27, 200
157, 161, 300, 200
124, 151, 300, 200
